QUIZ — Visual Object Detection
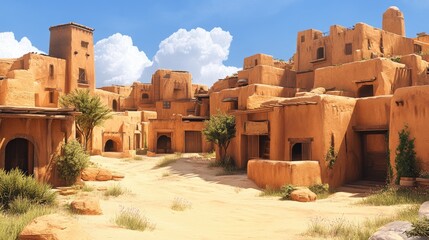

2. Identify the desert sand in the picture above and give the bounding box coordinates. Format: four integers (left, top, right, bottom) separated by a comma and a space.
66, 154, 404, 240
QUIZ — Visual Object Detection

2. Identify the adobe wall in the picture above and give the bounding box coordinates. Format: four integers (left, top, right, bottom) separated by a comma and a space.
314, 58, 402, 97
151, 70, 193, 101
0, 116, 75, 186
0, 70, 36, 106
243, 54, 274, 69
148, 116, 212, 153
238, 65, 294, 87
390, 86, 429, 174
354, 96, 391, 128
155, 100, 196, 119
209, 76, 238, 93
398, 54, 429, 86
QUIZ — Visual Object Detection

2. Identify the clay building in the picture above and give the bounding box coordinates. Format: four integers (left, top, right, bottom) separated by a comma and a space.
210, 7, 429, 189
0, 22, 97, 186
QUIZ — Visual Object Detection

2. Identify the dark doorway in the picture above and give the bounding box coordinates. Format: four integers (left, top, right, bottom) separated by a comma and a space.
291, 143, 303, 160
112, 100, 118, 111
5, 138, 34, 175
291, 141, 311, 161
362, 133, 387, 181
104, 139, 117, 152
259, 135, 270, 159
358, 85, 374, 98
185, 131, 202, 153
157, 135, 172, 153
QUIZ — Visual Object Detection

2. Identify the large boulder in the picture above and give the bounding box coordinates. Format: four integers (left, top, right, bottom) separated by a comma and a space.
19, 214, 91, 240
81, 167, 117, 181
290, 188, 316, 202
95, 169, 112, 181
70, 196, 102, 215
81, 168, 99, 181
369, 221, 427, 240
419, 201, 429, 219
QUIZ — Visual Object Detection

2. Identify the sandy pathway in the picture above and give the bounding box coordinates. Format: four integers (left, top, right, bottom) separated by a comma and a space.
70, 155, 403, 240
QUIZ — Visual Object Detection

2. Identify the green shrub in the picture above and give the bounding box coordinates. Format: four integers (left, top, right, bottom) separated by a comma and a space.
104, 184, 125, 197
8, 196, 32, 215
358, 187, 428, 206
57, 140, 89, 185
280, 184, 296, 200
406, 217, 429, 237
259, 187, 284, 197
309, 184, 329, 195
114, 206, 155, 231
0, 169, 56, 210
395, 125, 418, 183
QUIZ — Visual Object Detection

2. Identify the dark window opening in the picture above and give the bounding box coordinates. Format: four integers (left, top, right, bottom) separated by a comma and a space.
414, 44, 422, 54
163, 101, 171, 109
367, 39, 372, 50
81, 41, 89, 48
292, 143, 303, 160
259, 135, 270, 159
78, 68, 87, 84
104, 140, 118, 152
49, 64, 54, 78
301, 35, 305, 42
142, 93, 149, 99
254, 59, 258, 66
290, 141, 311, 161
358, 85, 374, 97
49, 91, 54, 104
316, 47, 325, 60
112, 99, 118, 111
345, 43, 353, 55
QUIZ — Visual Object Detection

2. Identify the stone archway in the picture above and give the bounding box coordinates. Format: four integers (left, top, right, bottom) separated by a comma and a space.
157, 135, 172, 153
104, 139, 118, 152
5, 138, 34, 175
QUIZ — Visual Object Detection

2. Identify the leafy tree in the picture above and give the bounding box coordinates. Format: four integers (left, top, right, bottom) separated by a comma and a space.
60, 89, 111, 151
202, 111, 236, 165
395, 125, 418, 183
57, 140, 89, 185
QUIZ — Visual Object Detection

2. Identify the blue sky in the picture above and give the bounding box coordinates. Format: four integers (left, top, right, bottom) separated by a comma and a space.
0, 1, 427, 86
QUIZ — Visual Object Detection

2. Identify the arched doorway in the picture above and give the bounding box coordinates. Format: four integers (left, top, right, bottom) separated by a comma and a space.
157, 135, 171, 153
358, 85, 374, 97
112, 100, 118, 111
104, 139, 117, 152
5, 138, 34, 175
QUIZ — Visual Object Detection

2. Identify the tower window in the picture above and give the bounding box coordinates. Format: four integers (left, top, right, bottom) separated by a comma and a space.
301, 35, 305, 42
78, 68, 87, 84
163, 101, 171, 109
142, 93, 149, 100
345, 43, 353, 55
49, 64, 54, 78
49, 91, 55, 103
316, 47, 325, 60
81, 41, 89, 48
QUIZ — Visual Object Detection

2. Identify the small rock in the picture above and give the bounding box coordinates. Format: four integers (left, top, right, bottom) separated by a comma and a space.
368, 221, 412, 240
70, 196, 102, 215
290, 188, 317, 202
419, 201, 429, 219
95, 169, 112, 181
19, 213, 91, 240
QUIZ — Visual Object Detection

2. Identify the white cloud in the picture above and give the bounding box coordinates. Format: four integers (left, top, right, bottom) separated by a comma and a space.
144, 27, 240, 86
94, 33, 152, 87
0, 32, 42, 58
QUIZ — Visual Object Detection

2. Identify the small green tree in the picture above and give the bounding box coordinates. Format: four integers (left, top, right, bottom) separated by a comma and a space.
60, 89, 111, 151
395, 125, 418, 183
202, 111, 236, 165
57, 140, 89, 185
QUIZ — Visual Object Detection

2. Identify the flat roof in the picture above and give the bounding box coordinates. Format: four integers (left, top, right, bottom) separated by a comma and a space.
49, 22, 94, 32
0, 106, 79, 116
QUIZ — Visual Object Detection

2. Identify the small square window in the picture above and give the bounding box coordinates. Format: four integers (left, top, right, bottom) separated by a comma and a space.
316, 47, 325, 60
163, 101, 171, 109
81, 41, 89, 48
345, 43, 353, 55
300, 35, 305, 42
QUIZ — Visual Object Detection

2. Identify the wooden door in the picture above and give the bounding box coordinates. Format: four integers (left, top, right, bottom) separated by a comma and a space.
185, 131, 202, 153
362, 133, 387, 181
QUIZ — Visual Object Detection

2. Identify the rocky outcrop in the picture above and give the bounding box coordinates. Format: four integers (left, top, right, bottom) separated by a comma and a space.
19, 214, 91, 240
81, 167, 123, 181
290, 188, 317, 202
70, 196, 102, 215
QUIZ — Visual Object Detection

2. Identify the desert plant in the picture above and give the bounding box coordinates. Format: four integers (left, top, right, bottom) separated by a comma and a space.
81, 184, 94, 192
104, 184, 125, 197
7, 196, 32, 215
202, 111, 236, 166
57, 140, 89, 185
358, 187, 428, 206
60, 89, 112, 151
325, 134, 338, 169
395, 125, 418, 183
114, 206, 155, 231
170, 197, 192, 211
309, 183, 329, 195
406, 217, 429, 237
155, 154, 180, 168
280, 184, 296, 200
0, 169, 56, 210
259, 187, 284, 197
